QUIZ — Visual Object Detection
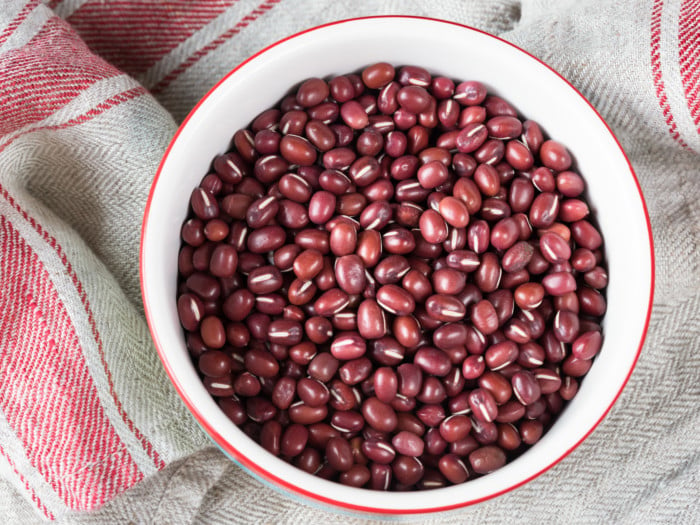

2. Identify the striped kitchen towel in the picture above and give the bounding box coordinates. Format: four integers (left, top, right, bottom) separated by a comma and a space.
0, 0, 698, 523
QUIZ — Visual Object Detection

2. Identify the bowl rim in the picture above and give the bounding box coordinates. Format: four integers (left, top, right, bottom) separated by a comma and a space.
140, 15, 655, 515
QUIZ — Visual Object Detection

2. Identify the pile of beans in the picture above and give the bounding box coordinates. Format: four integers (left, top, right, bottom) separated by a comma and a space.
177, 62, 607, 491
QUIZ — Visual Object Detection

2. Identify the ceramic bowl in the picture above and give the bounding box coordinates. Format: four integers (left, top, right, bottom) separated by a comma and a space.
140, 16, 654, 515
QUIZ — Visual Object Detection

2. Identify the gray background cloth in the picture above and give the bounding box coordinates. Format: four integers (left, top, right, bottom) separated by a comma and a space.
0, 0, 697, 523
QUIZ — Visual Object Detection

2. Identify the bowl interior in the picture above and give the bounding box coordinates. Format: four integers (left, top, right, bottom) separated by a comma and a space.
141, 17, 653, 513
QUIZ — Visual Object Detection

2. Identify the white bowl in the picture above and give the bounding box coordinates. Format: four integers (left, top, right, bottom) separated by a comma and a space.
140, 16, 654, 515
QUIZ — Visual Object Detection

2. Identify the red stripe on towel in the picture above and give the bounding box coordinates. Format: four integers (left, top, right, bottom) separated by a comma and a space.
150, 0, 281, 94
66, 0, 240, 75
0, 215, 143, 510
678, 0, 700, 133
0, 15, 122, 136
650, 0, 689, 147
0, 186, 166, 471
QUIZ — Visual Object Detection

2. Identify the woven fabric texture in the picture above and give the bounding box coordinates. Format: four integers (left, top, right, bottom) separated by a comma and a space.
0, 0, 697, 523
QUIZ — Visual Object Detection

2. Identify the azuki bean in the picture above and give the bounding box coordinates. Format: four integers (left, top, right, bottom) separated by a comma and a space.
331, 331, 367, 360
362, 397, 398, 433
289, 402, 328, 425
339, 357, 373, 385
339, 464, 371, 487
200, 316, 226, 349
417, 210, 447, 245
362, 439, 396, 465
416, 404, 446, 427
572, 331, 603, 360
245, 348, 279, 378
438, 196, 470, 228
468, 388, 498, 423
539, 140, 572, 171
392, 455, 424, 486
542, 271, 577, 296
557, 170, 585, 197
375, 284, 415, 316
304, 315, 333, 344
417, 161, 449, 189
553, 309, 580, 343
392, 431, 424, 457
181, 64, 607, 491
529, 192, 560, 229
454, 80, 487, 106
178, 293, 204, 331
456, 123, 488, 153
266, 320, 302, 347
584, 266, 608, 289
485, 341, 519, 371
578, 286, 607, 316
470, 299, 499, 335
357, 299, 387, 340
438, 454, 470, 484
422, 294, 463, 323
232, 375, 261, 402
511, 370, 542, 405
440, 415, 472, 443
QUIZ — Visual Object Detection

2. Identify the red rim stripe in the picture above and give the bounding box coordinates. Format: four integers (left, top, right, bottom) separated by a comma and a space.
141, 16, 655, 514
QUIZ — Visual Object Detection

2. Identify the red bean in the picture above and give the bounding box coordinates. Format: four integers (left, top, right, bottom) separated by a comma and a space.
357, 299, 387, 339
490, 217, 519, 251
514, 282, 545, 310
392, 455, 424, 486
293, 249, 323, 281
392, 431, 424, 457
470, 299, 499, 335
214, 152, 249, 183
437, 196, 470, 228
331, 331, 366, 360
179, 64, 608, 491
178, 293, 204, 331
413, 347, 452, 377
557, 170, 585, 197
439, 454, 469, 484
439, 415, 472, 443
539, 140, 572, 171
245, 348, 279, 378
362, 397, 398, 433
417, 160, 449, 189
553, 309, 580, 343
468, 388, 498, 422
199, 316, 225, 349
485, 341, 519, 371
456, 123, 488, 153
454, 80, 487, 105
278, 134, 315, 166
572, 331, 603, 360
314, 288, 349, 316
419, 209, 448, 244
542, 271, 577, 296
296, 77, 329, 108
289, 402, 328, 425
376, 284, 416, 315
469, 446, 506, 474
511, 370, 542, 405
474, 164, 500, 197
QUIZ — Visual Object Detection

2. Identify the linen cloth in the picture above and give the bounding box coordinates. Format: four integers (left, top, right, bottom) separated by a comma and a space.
0, 0, 697, 523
